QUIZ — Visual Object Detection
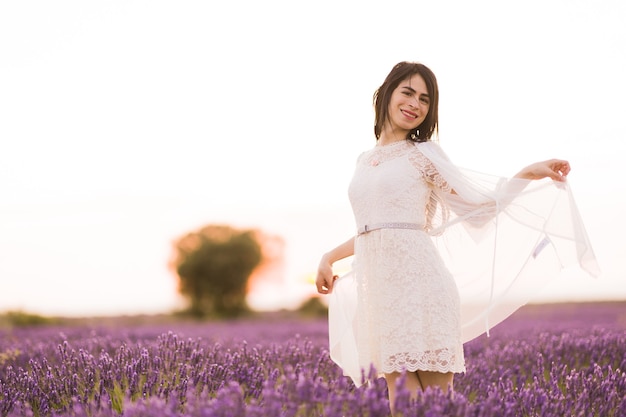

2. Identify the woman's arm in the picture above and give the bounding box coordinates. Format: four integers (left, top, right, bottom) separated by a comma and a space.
315, 236, 355, 294
514, 159, 571, 182
427, 158, 572, 234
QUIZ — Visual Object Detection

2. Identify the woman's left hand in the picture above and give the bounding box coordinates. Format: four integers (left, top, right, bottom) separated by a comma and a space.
515, 159, 571, 182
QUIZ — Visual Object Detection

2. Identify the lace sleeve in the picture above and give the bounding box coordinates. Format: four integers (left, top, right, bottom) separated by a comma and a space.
407, 149, 451, 235
409, 144, 500, 235
408, 150, 452, 193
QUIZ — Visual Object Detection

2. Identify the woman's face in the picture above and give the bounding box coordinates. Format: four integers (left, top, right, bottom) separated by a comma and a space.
386, 73, 430, 136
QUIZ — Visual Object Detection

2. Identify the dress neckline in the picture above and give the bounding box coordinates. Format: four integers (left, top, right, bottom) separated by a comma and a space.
375, 139, 411, 148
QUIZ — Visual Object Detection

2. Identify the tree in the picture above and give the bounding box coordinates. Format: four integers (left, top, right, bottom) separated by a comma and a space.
171, 224, 263, 318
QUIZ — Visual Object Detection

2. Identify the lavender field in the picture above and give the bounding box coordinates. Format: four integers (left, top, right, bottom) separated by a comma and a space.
1, 302, 624, 416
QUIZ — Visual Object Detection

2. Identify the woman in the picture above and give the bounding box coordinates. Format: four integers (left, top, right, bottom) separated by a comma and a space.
315, 61, 599, 413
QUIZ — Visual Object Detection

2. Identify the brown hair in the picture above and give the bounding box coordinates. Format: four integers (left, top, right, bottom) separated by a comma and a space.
373, 62, 439, 142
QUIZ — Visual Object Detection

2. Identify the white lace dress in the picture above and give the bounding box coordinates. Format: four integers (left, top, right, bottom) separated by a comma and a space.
328, 139, 600, 386
347, 140, 465, 377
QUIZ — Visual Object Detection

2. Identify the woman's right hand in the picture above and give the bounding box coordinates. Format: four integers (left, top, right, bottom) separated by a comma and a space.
314, 237, 355, 295
315, 257, 337, 295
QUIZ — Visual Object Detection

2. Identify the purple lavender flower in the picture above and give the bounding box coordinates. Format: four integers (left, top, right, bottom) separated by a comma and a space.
0, 302, 623, 416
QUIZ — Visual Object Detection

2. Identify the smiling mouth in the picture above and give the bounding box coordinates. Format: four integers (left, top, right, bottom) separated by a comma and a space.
401, 109, 418, 119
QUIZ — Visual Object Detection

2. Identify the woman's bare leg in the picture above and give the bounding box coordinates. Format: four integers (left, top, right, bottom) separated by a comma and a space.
384, 372, 421, 416
385, 371, 454, 415
416, 370, 454, 393
384, 371, 454, 415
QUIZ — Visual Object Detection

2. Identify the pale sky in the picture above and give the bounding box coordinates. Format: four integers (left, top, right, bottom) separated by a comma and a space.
1, 0, 625, 317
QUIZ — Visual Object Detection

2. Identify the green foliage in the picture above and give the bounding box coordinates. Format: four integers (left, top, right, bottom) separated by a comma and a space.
296, 296, 328, 318
107, 381, 125, 414
0, 348, 21, 366
172, 224, 264, 318
0, 310, 58, 327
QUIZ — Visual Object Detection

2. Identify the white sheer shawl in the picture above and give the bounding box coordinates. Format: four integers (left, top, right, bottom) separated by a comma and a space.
328, 140, 600, 385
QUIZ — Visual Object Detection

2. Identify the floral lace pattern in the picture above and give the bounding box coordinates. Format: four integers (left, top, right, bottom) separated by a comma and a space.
384, 348, 459, 373
348, 140, 465, 377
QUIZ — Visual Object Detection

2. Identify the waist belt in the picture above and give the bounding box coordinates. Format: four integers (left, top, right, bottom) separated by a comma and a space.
357, 222, 423, 235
